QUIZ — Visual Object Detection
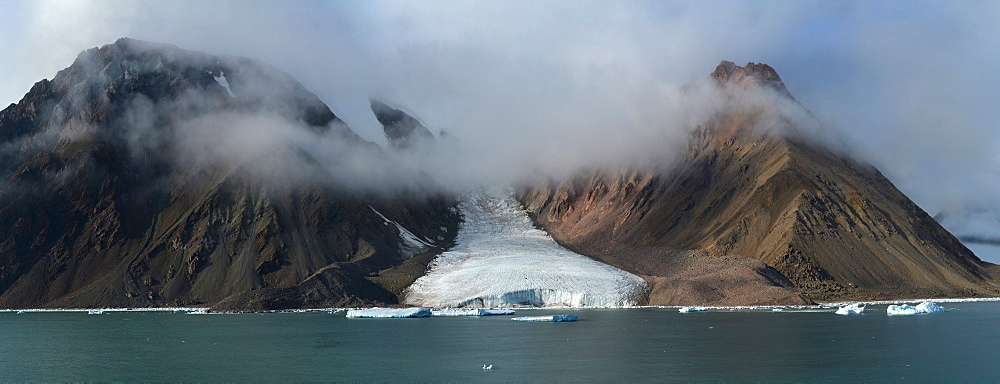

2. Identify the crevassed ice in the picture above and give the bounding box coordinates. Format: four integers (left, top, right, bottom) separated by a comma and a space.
404, 187, 649, 308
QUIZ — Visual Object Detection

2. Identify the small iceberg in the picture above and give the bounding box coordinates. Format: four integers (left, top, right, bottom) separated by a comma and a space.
431, 308, 516, 317
835, 303, 866, 315
511, 314, 578, 322
88, 310, 105, 315
678, 307, 708, 313
16, 310, 25, 314
346, 307, 432, 318
887, 301, 947, 316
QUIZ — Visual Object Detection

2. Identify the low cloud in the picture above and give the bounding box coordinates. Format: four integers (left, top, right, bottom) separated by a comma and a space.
0, 1, 997, 217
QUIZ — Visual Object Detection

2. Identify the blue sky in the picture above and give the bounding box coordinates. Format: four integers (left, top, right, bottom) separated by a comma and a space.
1, 0, 998, 220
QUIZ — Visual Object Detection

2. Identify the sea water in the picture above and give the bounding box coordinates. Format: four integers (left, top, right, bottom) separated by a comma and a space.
2, 302, 999, 381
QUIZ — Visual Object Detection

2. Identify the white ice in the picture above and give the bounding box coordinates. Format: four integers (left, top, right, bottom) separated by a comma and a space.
511, 314, 578, 322
431, 308, 516, 316
211, 71, 237, 97
370, 206, 432, 258
835, 303, 866, 315
403, 187, 648, 308
678, 307, 709, 313
886, 301, 947, 315
345, 307, 431, 318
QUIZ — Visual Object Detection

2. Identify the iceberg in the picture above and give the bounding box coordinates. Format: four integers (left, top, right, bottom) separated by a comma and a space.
887, 301, 947, 315
835, 303, 866, 315
511, 314, 578, 322
678, 307, 709, 313
87, 310, 105, 315
345, 307, 432, 318
16, 310, 25, 314
404, 188, 649, 308
431, 308, 516, 316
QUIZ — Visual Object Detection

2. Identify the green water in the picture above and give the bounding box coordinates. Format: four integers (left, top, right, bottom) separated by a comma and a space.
2, 303, 999, 381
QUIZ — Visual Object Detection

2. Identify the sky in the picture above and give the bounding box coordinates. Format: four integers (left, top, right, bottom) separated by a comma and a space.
1, 0, 998, 220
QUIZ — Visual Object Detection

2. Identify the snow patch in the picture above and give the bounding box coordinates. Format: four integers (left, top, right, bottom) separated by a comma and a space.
370, 206, 432, 258
887, 301, 947, 315
346, 307, 431, 318
512, 314, 578, 322
403, 187, 648, 308
209, 70, 237, 97
835, 303, 866, 315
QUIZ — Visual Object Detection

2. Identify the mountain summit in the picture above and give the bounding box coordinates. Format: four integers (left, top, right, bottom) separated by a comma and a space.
520, 61, 1000, 304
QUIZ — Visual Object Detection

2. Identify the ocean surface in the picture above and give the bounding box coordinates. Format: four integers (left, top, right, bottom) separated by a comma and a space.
2, 302, 999, 382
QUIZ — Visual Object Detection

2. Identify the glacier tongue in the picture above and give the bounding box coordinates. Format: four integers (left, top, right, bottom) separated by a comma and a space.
403, 187, 649, 308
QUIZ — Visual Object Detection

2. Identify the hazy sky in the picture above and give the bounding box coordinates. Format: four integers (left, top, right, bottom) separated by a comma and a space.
1, 0, 998, 217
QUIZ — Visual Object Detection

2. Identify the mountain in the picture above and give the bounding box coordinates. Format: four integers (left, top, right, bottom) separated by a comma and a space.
935, 209, 1000, 265
519, 61, 1000, 304
370, 99, 435, 150
0, 38, 458, 310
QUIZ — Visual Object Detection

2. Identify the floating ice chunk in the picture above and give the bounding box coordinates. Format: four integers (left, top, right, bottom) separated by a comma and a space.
678, 307, 708, 313
887, 301, 947, 315
835, 303, 866, 315
16, 310, 25, 314
346, 307, 431, 318
212, 71, 237, 97
511, 314, 578, 322
88, 310, 105, 315
431, 308, 516, 316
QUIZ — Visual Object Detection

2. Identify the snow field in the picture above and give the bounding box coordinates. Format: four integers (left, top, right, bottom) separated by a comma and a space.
404, 187, 648, 308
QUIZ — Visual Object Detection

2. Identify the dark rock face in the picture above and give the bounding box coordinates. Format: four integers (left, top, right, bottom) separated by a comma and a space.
519, 61, 1000, 304
370, 99, 435, 150
0, 38, 459, 310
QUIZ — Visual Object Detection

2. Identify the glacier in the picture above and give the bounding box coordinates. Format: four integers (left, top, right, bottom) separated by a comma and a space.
512, 314, 578, 322
346, 307, 432, 318
887, 301, 947, 315
404, 187, 649, 308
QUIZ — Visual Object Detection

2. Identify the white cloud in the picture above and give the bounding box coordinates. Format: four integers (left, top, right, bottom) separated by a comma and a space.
1, 0, 998, 216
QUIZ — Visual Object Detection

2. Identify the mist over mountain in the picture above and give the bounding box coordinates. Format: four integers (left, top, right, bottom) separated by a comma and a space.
0, 38, 459, 310
0, 37, 996, 309
519, 62, 1000, 304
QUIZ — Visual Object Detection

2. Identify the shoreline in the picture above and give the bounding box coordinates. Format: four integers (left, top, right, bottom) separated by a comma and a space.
4, 297, 1000, 314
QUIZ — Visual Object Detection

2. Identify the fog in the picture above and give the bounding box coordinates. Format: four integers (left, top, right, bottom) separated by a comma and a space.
1, 1, 999, 244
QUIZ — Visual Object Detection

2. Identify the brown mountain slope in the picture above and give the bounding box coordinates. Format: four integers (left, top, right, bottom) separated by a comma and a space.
519, 61, 1000, 304
0, 38, 459, 310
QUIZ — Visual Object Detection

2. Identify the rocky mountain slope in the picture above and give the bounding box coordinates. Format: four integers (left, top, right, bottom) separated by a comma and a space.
519, 61, 1000, 304
0, 38, 459, 310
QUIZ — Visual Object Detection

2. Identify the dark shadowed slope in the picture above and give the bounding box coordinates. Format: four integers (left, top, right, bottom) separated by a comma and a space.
0, 38, 459, 310
520, 61, 1000, 304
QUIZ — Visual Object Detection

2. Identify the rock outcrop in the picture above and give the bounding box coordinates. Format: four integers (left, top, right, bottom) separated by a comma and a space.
370, 99, 435, 150
519, 61, 1000, 304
